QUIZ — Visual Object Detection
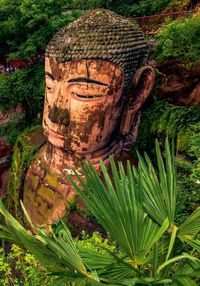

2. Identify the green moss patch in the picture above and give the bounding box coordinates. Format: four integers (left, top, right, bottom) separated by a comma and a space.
6, 125, 46, 222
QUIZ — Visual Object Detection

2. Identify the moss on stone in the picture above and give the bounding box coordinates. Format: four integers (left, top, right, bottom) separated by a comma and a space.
37, 185, 56, 205
45, 174, 59, 189
30, 175, 40, 190
6, 125, 46, 223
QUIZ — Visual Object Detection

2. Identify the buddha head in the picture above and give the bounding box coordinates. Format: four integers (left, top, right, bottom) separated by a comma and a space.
43, 9, 155, 157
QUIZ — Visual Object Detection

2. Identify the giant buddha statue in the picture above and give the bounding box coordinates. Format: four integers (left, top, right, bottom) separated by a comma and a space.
23, 9, 155, 226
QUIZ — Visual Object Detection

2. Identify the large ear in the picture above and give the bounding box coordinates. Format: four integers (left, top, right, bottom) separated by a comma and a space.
120, 66, 155, 136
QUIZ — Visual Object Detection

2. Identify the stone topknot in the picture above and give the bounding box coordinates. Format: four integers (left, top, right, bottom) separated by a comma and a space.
46, 9, 147, 90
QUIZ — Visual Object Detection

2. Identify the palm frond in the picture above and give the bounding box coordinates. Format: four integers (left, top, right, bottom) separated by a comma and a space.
180, 238, 200, 252
137, 138, 177, 227
79, 246, 116, 271
67, 158, 168, 265
177, 207, 200, 251
0, 201, 90, 279
172, 276, 198, 286
178, 207, 200, 237
156, 254, 200, 276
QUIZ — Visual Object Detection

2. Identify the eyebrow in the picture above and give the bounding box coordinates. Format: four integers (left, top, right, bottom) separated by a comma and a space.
68, 77, 108, 86
45, 72, 55, 80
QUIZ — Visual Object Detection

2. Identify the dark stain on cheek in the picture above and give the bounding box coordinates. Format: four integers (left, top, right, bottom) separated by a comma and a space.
76, 105, 108, 144
63, 121, 76, 152
48, 105, 70, 125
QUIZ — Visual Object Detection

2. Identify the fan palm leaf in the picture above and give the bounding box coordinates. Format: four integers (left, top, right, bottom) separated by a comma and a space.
178, 207, 200, 237
67, 158, 168, 266
136, 138, 177, 227
0, 201, 92, 279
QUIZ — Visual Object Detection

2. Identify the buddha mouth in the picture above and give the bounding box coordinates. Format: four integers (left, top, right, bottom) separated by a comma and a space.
43, 119, 66, 140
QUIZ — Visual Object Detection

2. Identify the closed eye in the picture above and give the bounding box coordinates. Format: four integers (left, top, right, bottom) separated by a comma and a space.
73, 92, 103, 99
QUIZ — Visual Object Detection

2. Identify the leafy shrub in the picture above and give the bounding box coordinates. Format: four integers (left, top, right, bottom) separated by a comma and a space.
0, 0, 81, 60
0, 244, 50, 286
177, 123, 200, 158
135, 98, 200, 154
135, 96, 200, 223
77, 232, 117, 255
176, 156, 200, 218
0, 63, 44, 119
156, 15, 200, 62
0, 114, 26, 145
129, 0, 170, 16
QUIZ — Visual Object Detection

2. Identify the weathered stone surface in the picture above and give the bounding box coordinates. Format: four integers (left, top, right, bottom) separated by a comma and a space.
45, 174, 59, 189
158, 61, 200, 106
24, 146, 76, 226
23, 9, 155, 226
29, 174, 40, 190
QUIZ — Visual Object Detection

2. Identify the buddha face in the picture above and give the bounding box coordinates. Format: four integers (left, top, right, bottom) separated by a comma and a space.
43, 58, 124, 154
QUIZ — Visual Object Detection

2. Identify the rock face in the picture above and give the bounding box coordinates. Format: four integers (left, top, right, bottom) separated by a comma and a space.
158, 61, 200, 106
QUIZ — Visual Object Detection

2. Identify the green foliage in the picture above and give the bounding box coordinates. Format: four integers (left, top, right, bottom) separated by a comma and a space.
135, 97, 200, 222
77, 232, 117, 255
128, 0, 170, 16
0, 63, 44, 117
0, 234, 116, 286
6, 126, 43, 222
176, 156, 200, 217
0, 0, 81, 59
64, 0, 111, 11
0, 0, 174, 61
177, 123, 200, 158
156, 15, 200, 62
1, 140, 199, 285
101, 0, 171, 17
164, 0, 192, 12
137, 139, 176, 227
136, 98, 200, 154
0, 244, 50, 286
0, 114, 26, 145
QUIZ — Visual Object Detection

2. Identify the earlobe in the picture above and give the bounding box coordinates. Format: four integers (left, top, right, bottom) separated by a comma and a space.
120, 66, 155, 136
131, 65, 156, 112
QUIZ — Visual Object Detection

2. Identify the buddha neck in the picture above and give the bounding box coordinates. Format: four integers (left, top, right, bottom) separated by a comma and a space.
43, 138, 123, 175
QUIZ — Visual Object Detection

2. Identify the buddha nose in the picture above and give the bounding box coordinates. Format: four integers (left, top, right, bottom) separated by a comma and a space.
48, 104, 70, 125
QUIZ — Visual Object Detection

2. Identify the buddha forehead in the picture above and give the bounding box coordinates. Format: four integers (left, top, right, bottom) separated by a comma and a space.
45, 57, 124, 86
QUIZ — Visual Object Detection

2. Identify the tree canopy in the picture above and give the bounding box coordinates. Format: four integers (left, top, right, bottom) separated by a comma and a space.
0, 0, 176, 61
0, 0, 81, 60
